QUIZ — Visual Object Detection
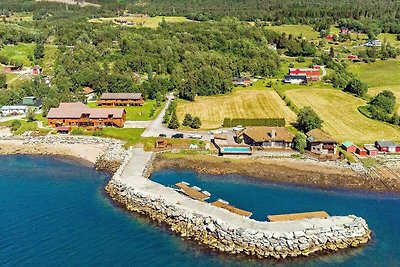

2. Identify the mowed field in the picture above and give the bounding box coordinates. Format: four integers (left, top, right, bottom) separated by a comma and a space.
89, 16, 190, 28
265, 25, 319, 40
369, 85, 400, 113
285, 88, 400, 143
348, 60, 400, 87
176, 89, 297, 129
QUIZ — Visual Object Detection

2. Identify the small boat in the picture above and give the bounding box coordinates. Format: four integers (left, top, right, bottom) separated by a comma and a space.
192, 186, 202, 191
202, 190, 211, 197
217, 198, 229, 204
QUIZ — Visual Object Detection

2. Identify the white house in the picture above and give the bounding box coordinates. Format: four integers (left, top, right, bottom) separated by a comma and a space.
284, 74, 307, 84
1, 105, 29, 116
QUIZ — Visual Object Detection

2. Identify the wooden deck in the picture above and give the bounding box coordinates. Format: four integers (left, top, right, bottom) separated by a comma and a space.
175, 182, 210, 201
211, 200, 253, 218
267, 211, 330, 222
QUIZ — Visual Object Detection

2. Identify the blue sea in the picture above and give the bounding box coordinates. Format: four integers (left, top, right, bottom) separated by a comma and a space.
1, 155, 400, 266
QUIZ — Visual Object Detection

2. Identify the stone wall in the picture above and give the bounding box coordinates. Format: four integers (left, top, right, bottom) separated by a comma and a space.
105, 151, 371, 259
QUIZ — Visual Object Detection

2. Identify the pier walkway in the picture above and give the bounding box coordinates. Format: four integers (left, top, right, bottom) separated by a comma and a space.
114, 148, 360, 233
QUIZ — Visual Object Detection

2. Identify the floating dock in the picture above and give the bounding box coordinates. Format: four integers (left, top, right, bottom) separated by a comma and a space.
267, 211, 330, 222
175, 182, 210, 201
211, 200, 253, 218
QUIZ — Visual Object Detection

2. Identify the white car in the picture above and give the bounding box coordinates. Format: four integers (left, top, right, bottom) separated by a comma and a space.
210, 130, 223, 134
233, 125, 244, 131
188, 134, 202, 139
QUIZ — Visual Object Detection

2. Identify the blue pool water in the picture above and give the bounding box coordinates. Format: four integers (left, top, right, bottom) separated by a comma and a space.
1, 155, 400, 266
222, 147, 251, 152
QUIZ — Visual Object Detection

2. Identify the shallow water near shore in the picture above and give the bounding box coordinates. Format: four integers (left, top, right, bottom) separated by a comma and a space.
1, 155, 399, 266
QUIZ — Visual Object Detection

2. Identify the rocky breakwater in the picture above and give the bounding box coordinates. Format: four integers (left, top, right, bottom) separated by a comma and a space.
105, 149, 371, 260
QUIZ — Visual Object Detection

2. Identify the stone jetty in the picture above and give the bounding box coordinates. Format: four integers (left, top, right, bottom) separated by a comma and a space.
105, 148, 371, 259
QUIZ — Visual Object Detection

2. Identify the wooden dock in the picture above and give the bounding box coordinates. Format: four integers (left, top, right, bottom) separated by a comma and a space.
175, 182, 210, 201
267, 211, 330, 222
211, 200, 252, 218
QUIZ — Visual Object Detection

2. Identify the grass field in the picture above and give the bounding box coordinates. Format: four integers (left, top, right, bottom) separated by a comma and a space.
377, 33, 400, 47
42, 45, 58, 74
369, 85, 400, 113
285, 88, 400, 143
87, 100, 164, 121
0, 43, 34, 66
89, 16, 191, 28
348, 60, 400, 87
176, 89, 297, 129
266, 25, 319, 40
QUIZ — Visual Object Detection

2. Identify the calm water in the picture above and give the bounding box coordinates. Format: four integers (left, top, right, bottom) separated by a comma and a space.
0, 156, 399, 266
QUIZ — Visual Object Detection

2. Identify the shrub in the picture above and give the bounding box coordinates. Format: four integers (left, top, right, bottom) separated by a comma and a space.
11, 120, 21, 132
70, 128, 84, 135
191, 116, 202, 129
296, 106, 322, 132
182, 113, 193, 126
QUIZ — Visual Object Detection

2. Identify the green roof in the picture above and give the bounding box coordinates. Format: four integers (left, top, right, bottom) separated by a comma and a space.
342, 141, 353, 148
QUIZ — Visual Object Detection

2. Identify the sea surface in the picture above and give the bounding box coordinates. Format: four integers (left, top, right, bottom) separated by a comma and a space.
1, 155, 400, 266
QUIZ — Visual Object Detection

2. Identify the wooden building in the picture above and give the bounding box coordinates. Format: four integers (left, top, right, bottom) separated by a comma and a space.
240, 126, 294, 149
232, 77, 252, 86
306, 129, 337, 155
342, 141, 357, 153
356, 146, 367, 156
364, 145, 378, 157
47, 102, 126, 129
375, 140, 399, 153
97, 93, 144, 106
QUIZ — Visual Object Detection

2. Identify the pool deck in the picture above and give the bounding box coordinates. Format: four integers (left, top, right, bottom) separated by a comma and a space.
114, 148, 363, 232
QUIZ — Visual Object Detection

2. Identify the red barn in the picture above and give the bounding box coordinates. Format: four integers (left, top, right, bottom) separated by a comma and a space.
289, 67, 321, 81
375, 141, 397, 153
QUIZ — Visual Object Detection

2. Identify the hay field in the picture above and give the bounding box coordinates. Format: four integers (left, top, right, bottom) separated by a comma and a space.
369, 85, 400, 113
176, 89, 297, 129
348, 60, 400, 87
285, 88, 400, 143
266, 25, 319, 40
89, 16, 190, 28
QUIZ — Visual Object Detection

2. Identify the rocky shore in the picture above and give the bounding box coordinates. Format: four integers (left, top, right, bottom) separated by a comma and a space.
152, 153, 400, 193
105, 149, 371, 260
0, 136, 126, 172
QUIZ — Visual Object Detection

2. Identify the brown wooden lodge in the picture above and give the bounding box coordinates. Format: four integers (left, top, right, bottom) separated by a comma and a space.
47, 102, 126, 130
97, 93, 144, 106
240, 126, 295, 149
306, 129, 338, 155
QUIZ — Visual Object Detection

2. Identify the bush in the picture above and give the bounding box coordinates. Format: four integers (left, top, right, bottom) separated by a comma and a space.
182, 113, 193, 126
296, 107, 322, 132
223, 118, 285, 127
93, 131, 104, 137
344, 78, 368, 97
191, 116, 202, 129
11, 120, 21, 132
70, 128, 84, 135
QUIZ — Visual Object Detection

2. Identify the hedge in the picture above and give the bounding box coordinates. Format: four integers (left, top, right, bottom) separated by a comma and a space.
223, 118, 285, 127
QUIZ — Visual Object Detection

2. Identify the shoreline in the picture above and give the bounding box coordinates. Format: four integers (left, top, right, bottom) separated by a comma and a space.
152, 153, 400, 194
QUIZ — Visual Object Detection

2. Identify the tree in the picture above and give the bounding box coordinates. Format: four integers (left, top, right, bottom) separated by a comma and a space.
0, 73, 6, 89
191, 116, 202, 129
182, 113, 193, 126
25, 108, 36, 122
344, 78, 368, 97
168, 111, 180, 129
369, 90, 396, 114
34, 44, 45, 59
294, 132, 307, 153
296, 106, 323, 132
329, 46, 335, 58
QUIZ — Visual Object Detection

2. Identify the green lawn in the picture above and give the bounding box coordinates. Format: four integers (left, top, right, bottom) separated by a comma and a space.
42, 45, 58, 74
87, 100, 164, 121
377, 33, 400, 48
35, 113, 48, 126
0, 43, 34, 66
348, 60, 400, 88
0, 119, 50, 135
266, 24, 319, 40
101, 128, 144, 146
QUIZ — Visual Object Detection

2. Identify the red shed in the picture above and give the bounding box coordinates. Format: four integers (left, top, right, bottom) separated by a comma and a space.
364, 145, 378, 157
356, 146, 367, 156
342, 141, 357, 153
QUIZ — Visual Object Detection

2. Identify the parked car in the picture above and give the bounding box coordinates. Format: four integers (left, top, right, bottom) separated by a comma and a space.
209, 130, 223, 134
188, 134, 202, 139
171, 133, 184, 138
233, 125, 244, 131
159, 133, 167, 137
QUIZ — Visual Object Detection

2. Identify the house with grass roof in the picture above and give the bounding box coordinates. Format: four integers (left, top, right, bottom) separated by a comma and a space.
306, 129, 338, 155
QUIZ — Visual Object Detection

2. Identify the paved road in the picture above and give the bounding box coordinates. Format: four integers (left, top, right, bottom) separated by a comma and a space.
141, 94, 218, 141
0, 114, 26, 123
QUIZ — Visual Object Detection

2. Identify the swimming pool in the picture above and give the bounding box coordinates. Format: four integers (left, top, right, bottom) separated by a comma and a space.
220, 146, 252, 154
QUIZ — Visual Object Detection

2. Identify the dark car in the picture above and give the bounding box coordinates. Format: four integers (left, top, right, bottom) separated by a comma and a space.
159, 133, 167, 137
171, 133, 184, 138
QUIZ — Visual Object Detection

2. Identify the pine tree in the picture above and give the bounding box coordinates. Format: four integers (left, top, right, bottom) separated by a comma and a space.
191, 116, 202, 129
182, 113, 193, 126
168, 112, 180, 129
